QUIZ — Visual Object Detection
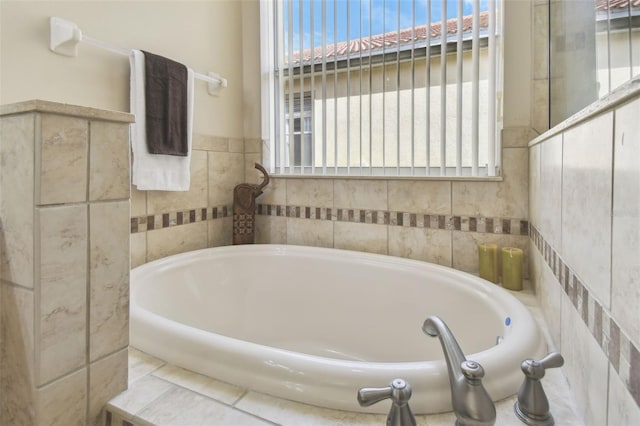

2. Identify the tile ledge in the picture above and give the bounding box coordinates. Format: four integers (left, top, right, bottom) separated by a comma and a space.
0, 99, 134, 123
529, 76, 640, 147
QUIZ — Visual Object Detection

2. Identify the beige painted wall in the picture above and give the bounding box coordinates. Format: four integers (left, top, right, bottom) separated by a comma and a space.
0, 0, 244, 138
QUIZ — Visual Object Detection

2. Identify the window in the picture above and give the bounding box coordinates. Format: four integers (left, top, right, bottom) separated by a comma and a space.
284, 93, 313, 166
260, 0, 503, 177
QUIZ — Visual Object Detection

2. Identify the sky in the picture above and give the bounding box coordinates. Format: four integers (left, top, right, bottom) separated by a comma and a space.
284, 0, 491, 49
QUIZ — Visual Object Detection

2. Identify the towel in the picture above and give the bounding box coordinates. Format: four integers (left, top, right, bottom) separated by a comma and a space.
129, 49, 194, 191
142, 50, 189, 156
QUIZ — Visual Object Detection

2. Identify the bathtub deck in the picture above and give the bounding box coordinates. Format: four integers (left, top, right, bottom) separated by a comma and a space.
105, 288, 583, 426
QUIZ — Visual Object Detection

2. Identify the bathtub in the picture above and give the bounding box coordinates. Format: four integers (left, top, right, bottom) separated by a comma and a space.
130, 244, 545, 414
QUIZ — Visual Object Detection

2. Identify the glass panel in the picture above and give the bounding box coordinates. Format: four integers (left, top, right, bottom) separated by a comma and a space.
550, 0, 640, 127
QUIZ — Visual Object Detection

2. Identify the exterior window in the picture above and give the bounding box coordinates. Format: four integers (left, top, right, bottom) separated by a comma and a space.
284, 93, 313, 167
261, 0, 503, 177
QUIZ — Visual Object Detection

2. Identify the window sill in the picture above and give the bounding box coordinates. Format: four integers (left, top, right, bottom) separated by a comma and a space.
267, 173, 503, 182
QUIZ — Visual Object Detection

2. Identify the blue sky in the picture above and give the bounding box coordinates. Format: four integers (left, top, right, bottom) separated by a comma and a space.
284, 0, 491, 49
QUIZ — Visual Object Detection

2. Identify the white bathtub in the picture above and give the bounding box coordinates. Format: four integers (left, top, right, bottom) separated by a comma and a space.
130, 244, 545, 414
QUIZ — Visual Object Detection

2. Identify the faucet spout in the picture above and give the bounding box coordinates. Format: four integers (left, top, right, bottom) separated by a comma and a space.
423, 316, 496, 426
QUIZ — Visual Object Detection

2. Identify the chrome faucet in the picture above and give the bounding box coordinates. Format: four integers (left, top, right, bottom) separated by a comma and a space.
422, 316, 496, 426
358, 378, 416, 426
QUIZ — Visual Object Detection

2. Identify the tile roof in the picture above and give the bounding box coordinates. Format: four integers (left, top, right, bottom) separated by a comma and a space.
289, 11, 489, 65
288, 1, 640, 66
596, 0, 640, 11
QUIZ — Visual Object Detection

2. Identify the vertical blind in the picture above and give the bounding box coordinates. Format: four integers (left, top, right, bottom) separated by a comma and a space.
261, 0, 503, 177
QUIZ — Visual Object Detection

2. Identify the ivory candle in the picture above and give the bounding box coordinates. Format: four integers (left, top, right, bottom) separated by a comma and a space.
502, 247, 523, 291
478, 243, 499, 284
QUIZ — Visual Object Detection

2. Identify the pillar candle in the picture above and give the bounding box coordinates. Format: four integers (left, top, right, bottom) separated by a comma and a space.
478, 243, 499, 284
502, 247, 523, 291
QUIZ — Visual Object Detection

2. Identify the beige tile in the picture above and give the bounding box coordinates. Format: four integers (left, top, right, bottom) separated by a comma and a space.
334, 179, 387, 210
259, 177, 286, 205
130, 186, 147, 218
611, 98, 640, 346
36, 205, 87, 385
130, 232, 147, 270
89, 201, 130, 361
528, 143, 541, 228
208, 151, 245, 206
147, 149, 208, 214
0, 283, 36, 425
89, 348, 129, 426
151, 364, 244, 405
236, 391, 386, 426
561, 112, 613, 308
36, 368, 86, 426
146, 221, 208, 262
286, 178, 334, 207
452, 148, 528, 219
208, 216, 233, 247
286, 218, 333, 247
137, 386, 271, 426
538, 133, 563, 249
560, 295, 609, 425
255, 216, 287, 244
535, 251, 563, 348
540, 364, 583, 426
502, 126, 538, 149
192, 134, 228, 152
229, 137, 244, 153
389, 227, 451, 266
388, 180, 451, 214
334, 222, 388, 255
89, 121, 130, 201
108, 374, 175, 417
0, 113, 35, 288
451, 232, 529, 279
245, 138, 262, 154
608, 367, 640, 426
37, 114, 88, 205
128, 348, 165, 385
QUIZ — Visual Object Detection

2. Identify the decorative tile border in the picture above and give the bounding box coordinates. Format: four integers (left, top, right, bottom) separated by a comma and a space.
130, 203, 529, 236
256, 203, 529, 235
130, 205, 232, 234
530, 225, 640, 407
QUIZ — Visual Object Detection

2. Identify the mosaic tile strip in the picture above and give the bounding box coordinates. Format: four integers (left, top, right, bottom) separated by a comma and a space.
256, 203, 529, 235
530, 225, 640, 407
130, 205, 232, 234
132, 203, 529, 237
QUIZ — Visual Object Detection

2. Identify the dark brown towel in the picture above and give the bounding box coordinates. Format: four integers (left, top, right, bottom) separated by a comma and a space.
142, 50, 189, 156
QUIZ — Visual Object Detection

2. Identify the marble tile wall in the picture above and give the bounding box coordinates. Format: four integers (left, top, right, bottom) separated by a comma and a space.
249, 131, 531, 280
0, 101, 133, 425
129, 135, 258, 267
528, 85, 640, 425
130, 131, 531, 282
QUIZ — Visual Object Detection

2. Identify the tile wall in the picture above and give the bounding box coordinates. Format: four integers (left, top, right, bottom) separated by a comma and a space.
250, 126, 534, 280
528, 82, 640, 425
0, 100, 133, 425
128, 136, 262, 268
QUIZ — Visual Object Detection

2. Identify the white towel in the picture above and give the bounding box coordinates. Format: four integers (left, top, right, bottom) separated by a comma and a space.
129, 50, 194, 191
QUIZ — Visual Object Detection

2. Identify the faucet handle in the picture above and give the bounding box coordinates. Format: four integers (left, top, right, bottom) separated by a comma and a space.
514, 352, 564, 426
357, 378, 412, 406
521, 352, 564, 380
358, 379, 416, 426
